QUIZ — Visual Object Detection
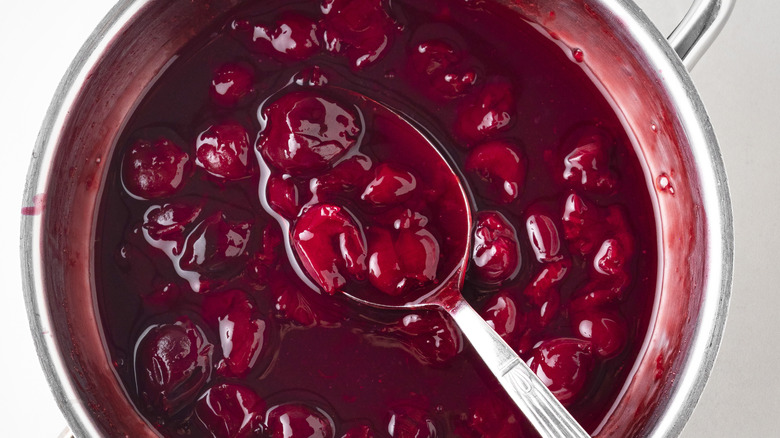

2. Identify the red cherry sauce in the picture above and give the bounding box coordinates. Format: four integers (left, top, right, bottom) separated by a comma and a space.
96, 0, 658, 436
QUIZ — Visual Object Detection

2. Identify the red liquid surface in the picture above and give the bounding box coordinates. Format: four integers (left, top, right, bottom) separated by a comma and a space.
96, 0, 658, 436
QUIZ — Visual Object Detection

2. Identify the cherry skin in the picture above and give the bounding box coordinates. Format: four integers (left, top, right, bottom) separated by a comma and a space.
562, 125, 617, 192
455, 80, 515, 143
361, 163, 418, 206
247, 222, 284, 285
320, 0, 398, 69
179, 211, 252, 291
409, 40, 477, 98
142, 201, 203, 251
202, 290, 272, 377
134, 317, 213, 417
480, 292, 521, 344
366, 225, 440, 296
572, 308, 628, 358
292, 204, 368, 294
594, 238, 629, 276
524, 260, 569, 306
232, 12, 320, 61
272, 280, 346, 328
523, 260, 569, 327
526, 213, 563, 263
266, 175, 302, 219
312, 154, 374, 197
265, 403, 335, 438
527, 338, 595, 406
122, 137, 191, 200
196, 383, 266, 438
210, 62, 254, 107
258, 91, 362, 175
471, 211, 521, 285
195, 121, 253, 180
561, 193, 602, 255
385, 311, 462, 366
465, 140, 526, 204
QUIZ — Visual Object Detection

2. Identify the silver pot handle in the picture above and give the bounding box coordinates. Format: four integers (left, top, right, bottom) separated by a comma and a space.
668, 0, 735, 70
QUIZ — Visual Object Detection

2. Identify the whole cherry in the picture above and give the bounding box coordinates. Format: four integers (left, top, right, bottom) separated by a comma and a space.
122, 137, 191, 200
196, 383, 265, 438
265, 403, 335, 438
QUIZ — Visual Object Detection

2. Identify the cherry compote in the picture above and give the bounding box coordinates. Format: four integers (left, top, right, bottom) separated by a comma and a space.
96, 0, 658, 436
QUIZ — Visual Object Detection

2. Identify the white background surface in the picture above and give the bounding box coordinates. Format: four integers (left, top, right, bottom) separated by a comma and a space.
0, 0, 775, 436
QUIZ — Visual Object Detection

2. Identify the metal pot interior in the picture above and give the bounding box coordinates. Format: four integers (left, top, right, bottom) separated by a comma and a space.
27, 0, 729, 436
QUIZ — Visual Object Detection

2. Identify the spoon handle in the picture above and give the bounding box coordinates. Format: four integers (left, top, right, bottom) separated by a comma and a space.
448, 299, 590, 438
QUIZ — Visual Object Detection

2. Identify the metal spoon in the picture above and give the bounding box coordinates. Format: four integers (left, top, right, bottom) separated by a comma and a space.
280, 89, 590, 438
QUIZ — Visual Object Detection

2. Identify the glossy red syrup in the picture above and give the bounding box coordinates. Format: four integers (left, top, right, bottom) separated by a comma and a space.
96, 0, 658, 436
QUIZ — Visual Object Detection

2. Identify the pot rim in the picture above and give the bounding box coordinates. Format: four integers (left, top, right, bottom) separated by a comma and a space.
20, 0, 734, 437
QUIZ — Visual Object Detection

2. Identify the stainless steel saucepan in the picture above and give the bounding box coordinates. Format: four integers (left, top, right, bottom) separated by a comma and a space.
21, 0, 734, 436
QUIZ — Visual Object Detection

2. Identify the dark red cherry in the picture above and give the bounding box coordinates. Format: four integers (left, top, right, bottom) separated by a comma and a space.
142, 201, 203, 250
409, 40, 477, 98
122, 137, 191, 200
386, 311, 462, 366
455, 80, 514, 143
266, 175, 302, 219
593, 238, 628, 276
562, 126, 617, 192
366, 226, 440, 296
294, 65, 331, 87
471, 211, 520, 285
467, 395, 523, 438
410, 40, 458, 77
320, 0, 398, 69
394, 228, 440, 285
292, 204, 368, 294
361, 163, 418, 206
386, 402, 438, 438
601, 205, 635, 265
312, 154, 374, 196
247, 222, 284, 284
210, 62, 254, 107
389, 208, 429, 230
179, 211, 252, 291
258, 91, 362, 175
524, 260, 569, 327
196, 383, 265, 438
134, 317, 213, 417
196, 121, 253, 180
526, 213, 563, 263
272, 280, 346, 327
365, 227, 403, 294
527, 338, 595, 406
523, 260, 569, 306
561, 193, 602, 255
266, 403, 335, 438
233, 13, 320, 61
465, 141, 526, 204
480, 292, 521, 344
529, 287, 560, 328
572, 309, 628, 358
202, 290, 272, 377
